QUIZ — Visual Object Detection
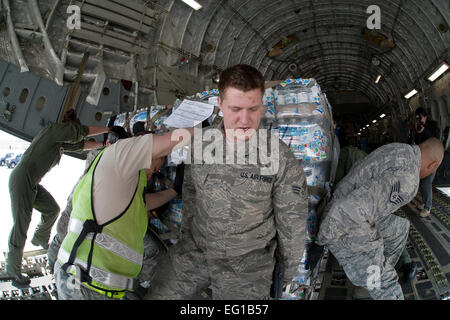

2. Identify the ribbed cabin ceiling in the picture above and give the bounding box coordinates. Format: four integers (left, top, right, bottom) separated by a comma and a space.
155, 0, 449, 118
0, 0, 447, 123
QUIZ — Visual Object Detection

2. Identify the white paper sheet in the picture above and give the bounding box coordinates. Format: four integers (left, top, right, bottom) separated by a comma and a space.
163, 99, 214, 128
208, 96, 219, 106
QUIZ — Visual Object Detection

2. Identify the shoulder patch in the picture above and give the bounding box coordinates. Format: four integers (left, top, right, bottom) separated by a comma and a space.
389, 181, 404, 205
292, 185, 302, 195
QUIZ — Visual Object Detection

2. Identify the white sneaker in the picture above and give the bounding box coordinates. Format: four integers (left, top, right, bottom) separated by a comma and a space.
420, 209, 430, 218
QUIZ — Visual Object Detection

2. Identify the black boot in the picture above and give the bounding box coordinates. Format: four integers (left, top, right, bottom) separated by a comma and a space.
402, 262, 418, 282
31, 237, 49, 250
9, 273, 31, 287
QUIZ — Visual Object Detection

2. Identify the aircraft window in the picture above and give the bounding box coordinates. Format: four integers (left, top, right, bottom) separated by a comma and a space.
36, 96, 45, 111
103, 87, 110, 96
3, 87, 10, 97
19, 88, 29, 103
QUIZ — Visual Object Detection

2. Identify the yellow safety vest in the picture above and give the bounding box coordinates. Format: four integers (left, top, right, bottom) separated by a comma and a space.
58, 149, 148, 298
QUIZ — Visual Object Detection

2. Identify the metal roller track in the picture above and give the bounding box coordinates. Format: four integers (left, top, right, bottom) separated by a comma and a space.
395, 208, 450, 299
0, 253, 57, 300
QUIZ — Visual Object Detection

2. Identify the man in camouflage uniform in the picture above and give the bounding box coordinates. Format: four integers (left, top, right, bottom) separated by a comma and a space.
334, 145, 417, 287
318, 138, 444, 299
146, 64, 309, 300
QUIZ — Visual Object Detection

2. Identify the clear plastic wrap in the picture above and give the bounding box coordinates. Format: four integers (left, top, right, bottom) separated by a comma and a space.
263, 87, 276, 119
274, 78, 332, 120
303, 161, 331, 189
277, 122, 332, 164
264, 78, 336, 300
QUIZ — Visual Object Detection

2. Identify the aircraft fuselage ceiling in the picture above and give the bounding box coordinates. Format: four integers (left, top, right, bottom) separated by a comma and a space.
0, 0, 448, 154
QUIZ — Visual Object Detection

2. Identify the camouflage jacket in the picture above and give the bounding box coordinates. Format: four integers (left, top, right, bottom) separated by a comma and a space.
181, 123, 309, 283
318, 143, 421, 248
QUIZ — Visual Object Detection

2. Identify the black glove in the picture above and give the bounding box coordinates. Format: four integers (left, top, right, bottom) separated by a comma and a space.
305, 242, 324, 270
270, 248, 285, 299
107, 114, 117, 128
133, 283, 148, 300
270, 261, 285, 299
173, 163, 184, 195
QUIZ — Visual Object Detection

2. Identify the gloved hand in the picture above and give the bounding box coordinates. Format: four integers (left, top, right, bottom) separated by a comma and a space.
173, 163, 184, 195
107, 114, 117, 128
305, 242, 324, 270
107, 130, 119, 145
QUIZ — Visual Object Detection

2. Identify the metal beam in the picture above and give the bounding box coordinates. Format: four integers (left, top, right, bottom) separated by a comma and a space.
45, 0, 61, 31
86, 49, 106, 106
80, 22, 150, 49
74, 1, 153, 34
110, 0, 160, 18
27, 0, 63, 85
2, 0, 29, 72
70, 28, 146, 54
60, 52, 89, 122
85, 0, 156, 27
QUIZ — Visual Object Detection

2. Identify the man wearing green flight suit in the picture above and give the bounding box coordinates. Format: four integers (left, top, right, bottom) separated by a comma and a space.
6, 109, 109, 287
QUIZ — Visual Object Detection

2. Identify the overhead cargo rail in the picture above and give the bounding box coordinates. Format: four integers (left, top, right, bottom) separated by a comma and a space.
74, 0, 156, 34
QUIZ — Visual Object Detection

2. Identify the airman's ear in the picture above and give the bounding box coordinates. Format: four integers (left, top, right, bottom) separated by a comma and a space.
427, 160, 439, 171
218, 96, 223, 111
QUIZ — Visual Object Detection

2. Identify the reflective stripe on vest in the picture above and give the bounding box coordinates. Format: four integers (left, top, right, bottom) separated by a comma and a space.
68, 217, 143, 266
57, 247, 135, 291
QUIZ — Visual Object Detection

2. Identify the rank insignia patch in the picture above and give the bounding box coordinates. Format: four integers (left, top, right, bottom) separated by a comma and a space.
292, 185, 302, 195
389, 181, 404, 205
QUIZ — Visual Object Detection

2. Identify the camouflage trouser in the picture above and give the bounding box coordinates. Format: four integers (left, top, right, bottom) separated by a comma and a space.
144, 230, 275, 300
395, 247, 412, 270
124, 230, 167, 300
327, 214, 409, 300
53, 229, 165, 300
47, 196, 73, 274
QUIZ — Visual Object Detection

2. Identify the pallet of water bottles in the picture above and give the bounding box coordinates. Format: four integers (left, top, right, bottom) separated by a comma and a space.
263, 78, 334, 163
261, 78, 337, 300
